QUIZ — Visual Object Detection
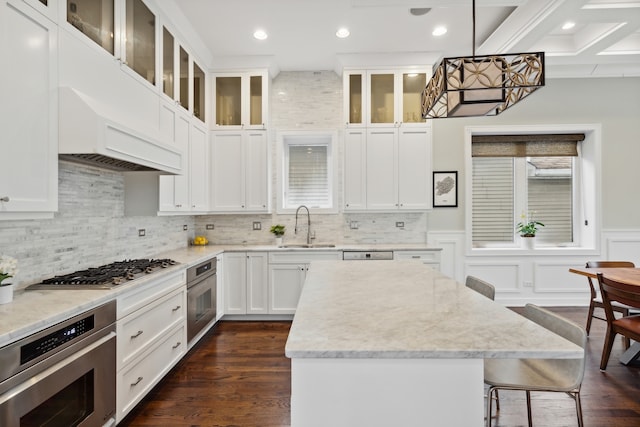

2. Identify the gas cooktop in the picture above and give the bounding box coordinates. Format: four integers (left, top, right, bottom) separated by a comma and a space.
27, 258, 179, 290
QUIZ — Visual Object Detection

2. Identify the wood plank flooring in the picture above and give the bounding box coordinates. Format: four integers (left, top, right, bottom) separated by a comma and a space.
119, 308, 640, 427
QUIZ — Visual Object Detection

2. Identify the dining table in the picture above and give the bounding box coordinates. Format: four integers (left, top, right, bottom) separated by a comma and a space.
569, 266, 640, 365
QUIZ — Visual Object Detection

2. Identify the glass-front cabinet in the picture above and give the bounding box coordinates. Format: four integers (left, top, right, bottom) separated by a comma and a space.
162, 26, 174, 98
66, 0, 115, 54
193, 62, 206, 122
213, 71, 268, 129
63, 0, 208, 124
124, 0, 155, 85
344, 69, 428, 127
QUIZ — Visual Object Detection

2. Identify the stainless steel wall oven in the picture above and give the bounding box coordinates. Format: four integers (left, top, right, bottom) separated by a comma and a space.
0, 301, 117, 426
187, 257, 217, 344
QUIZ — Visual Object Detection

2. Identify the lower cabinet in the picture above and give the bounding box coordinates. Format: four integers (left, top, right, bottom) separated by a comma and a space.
268, 251, 342, 315
268, 263, 309, 314
115, 270, 187, 423
394, 250, 441, 270
223, 251, 269, 315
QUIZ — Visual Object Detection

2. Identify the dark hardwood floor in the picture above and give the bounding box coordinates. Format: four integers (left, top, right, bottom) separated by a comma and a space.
119, 308, 640, 427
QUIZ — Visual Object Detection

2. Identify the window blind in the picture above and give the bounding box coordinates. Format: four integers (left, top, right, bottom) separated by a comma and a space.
472, 134, 583, 157
286, 144, 329, 208
472, 158, 514, 243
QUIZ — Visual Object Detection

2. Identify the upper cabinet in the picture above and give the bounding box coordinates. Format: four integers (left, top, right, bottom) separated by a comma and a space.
123, 0, 155, 86
60, 0, 208, 130
343, 67, 432, 212
213, 71, 268, 130
344, 69, 428, 128
1, 0, 58, 218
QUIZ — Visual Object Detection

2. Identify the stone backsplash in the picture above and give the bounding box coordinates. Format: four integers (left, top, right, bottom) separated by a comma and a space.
0, 161, 194, 289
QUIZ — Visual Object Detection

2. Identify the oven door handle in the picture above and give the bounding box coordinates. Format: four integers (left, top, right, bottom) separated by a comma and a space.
0, 331, 116, 404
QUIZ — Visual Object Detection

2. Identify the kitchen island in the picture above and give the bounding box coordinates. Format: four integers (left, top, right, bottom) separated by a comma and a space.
285, 260, 583, 427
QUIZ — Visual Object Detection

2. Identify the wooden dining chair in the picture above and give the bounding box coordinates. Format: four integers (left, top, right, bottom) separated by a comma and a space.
584, 261, 635, 341
596, 272, 640, 370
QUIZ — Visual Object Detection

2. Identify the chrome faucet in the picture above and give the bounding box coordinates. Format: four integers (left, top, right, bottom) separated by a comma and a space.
295, 205, 312, 244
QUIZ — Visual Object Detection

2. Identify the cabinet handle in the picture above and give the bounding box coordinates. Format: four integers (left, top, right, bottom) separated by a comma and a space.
130, 376, 143, 387
0, 197, 8, 202
172, 341, 182, 349
412, 255, 421, 259
131, 330, 143, 339
172, 305, 181, 312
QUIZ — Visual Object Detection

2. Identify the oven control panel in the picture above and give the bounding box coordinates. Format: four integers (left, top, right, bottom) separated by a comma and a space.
20, 316, 95, 365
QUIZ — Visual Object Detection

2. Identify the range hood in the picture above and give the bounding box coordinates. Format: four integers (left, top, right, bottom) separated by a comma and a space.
58, 87, 183, 174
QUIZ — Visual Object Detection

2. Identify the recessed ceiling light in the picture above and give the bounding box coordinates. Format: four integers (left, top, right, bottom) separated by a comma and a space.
336, 28, 350, 38
410, 8, 431, 16
432, 26, 447, 37
253, 29, 268, 40
562, 21, 576, 31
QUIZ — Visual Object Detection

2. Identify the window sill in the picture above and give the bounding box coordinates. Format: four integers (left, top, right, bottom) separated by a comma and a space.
467, 246, 601, 257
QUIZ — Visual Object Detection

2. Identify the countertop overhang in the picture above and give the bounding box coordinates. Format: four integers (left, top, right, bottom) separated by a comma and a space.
285, 260, 583, 359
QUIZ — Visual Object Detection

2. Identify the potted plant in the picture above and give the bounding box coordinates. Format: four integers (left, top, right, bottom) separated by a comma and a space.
270, 224, 286, 246
516, 213, 544, 249
0, 255, 18, 304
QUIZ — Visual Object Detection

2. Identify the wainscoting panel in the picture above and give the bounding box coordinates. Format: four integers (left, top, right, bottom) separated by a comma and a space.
604, 231, 640, 265
465, 260, 523, 293
533, 260, 592, 293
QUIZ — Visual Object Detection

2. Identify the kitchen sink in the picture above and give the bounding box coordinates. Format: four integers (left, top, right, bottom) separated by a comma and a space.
281, 244, 336, 248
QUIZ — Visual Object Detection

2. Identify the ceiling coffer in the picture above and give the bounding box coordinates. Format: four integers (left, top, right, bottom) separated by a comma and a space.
421, 0, 545, 119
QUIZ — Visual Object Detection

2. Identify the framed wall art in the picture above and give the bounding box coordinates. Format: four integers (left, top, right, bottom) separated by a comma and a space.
433, 171, 458, 207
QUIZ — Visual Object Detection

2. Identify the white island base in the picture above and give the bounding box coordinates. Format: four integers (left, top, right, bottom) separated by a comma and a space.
285, 261, 583, 427
291, 358, 484, 427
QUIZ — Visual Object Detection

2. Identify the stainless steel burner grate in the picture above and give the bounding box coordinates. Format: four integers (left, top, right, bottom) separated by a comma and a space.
28, 259, 179, 290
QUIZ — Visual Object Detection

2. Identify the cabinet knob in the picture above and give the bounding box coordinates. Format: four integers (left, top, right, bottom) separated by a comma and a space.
0, 197, 9, 202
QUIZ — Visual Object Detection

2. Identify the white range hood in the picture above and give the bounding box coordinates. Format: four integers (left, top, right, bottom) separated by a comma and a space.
58, 87, 182, 174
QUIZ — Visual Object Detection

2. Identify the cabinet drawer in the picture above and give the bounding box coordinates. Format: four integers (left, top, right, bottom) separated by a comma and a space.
394, 251, 440, 261
117, 269, 186, 318
117, 287, 185, 367
116, 324, 185, 422
269, 251, 341, 264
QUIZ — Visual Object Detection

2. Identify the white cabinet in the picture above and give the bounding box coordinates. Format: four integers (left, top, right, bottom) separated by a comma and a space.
189, 121, 209, 211
115, 269, 186, 423
344, 69, 428, 127
223, 252, 269, 315
158, 108, 209, 213
345, 127, 432, 211
268, 251, 342, 314
0, 0, 58, 218
211, 130, 268, 212
213, 71, 268, 129
268, 264, 308, 314
343, 67, 432, 213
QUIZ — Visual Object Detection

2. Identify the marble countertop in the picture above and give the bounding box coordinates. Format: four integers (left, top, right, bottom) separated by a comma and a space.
285, 260, 583, 359
0, 243, 438, 347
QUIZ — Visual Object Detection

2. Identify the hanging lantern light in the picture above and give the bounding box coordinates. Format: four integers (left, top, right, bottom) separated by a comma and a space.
421, 0, 545, 119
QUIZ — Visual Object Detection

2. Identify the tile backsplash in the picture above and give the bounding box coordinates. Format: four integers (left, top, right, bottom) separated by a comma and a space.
0, 161, 193, 289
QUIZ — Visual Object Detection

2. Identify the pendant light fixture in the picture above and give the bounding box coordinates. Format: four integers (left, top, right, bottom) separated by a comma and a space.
421, 0, 545, 119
